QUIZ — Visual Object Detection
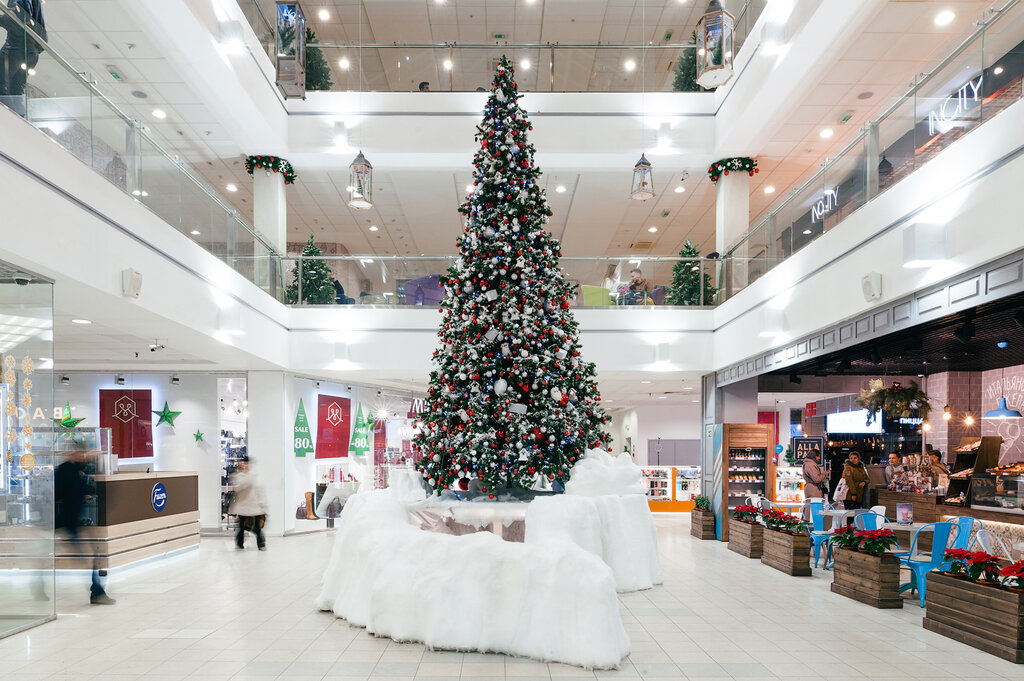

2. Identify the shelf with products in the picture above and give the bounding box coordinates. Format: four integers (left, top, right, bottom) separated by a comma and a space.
719, 424, 775, 541
775, 466, 805, 504
940, 436, 1001, 509
640, 466, 697, 511
675, 465, 701, 501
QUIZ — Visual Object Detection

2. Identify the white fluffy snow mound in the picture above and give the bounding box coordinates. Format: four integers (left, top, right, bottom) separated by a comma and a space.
316, 493, 630, 668
388, 467, 429, 503
563, 449, 646, 496
526, 494, 662, 591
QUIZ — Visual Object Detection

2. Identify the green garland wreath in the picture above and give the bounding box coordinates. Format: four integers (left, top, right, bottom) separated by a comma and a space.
855, 379, 931, 425
245, 155, 297, 185
708, 157, 758, 182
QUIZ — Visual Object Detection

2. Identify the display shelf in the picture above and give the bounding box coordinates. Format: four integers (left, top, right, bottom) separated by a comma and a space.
719, 424, 776, 542
640, 466, 698, 511
942, 436, 1002, 509
775, 466, 805, 505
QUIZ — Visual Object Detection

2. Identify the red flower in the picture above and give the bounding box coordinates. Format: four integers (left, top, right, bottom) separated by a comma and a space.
1001, 561, 1024, 578
967, 551, 1000, 565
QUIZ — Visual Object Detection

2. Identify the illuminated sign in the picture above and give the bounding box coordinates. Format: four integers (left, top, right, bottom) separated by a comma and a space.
927, 75, 983, 136
810, 187, 839, 222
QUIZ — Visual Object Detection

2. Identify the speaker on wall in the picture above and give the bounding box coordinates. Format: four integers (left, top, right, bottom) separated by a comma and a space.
861, 272, 882, 302
122, 268, 143, 298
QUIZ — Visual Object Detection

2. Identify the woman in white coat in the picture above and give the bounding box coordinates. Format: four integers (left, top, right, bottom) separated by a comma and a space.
229, 458, 267, 550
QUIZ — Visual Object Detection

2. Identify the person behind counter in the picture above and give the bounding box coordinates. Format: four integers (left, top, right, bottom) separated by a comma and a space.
884, 452, 906, 486
928, 450, 949, 480
801, 448, 828, 500
842, 452, 870, 510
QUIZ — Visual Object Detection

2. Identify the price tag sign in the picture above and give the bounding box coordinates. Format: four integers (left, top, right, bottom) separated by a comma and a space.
293, 398, 313, 457
350, 404, 371, 458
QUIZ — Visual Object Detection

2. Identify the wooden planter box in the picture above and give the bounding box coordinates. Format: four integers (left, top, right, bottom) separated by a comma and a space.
923, 572, 1024, 663
830, 548, 903, 608
728, 519, 763, 558
760, 528, 811, 576
690, 507, 716, 540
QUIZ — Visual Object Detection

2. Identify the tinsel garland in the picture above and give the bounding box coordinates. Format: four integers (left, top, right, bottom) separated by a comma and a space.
245, 155, 297, 185
708, 156, 758, 182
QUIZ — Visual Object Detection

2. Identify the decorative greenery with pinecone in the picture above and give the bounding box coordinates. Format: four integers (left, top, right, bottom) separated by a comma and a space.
708, 157, 758, 182
667, 239, 716, 306
245, 155, 297, 185
855, 379, 931, 425
305, 28, 333, 91
285, 236, 336, 304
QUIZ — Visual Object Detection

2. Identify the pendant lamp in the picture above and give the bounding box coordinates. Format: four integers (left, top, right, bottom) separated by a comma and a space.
348, 151, 373, 209
630, 154, 654, 201
984, 368, 1023, 419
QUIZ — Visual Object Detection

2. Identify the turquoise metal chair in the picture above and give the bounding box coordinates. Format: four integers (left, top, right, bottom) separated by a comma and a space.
939, 516, 982, 570
853, 510, 888, 530
899, 521, 955, 607
805, 500, 831, 568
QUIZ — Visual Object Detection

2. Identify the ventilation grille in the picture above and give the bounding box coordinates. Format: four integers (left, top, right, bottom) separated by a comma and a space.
630, 241, 655, 250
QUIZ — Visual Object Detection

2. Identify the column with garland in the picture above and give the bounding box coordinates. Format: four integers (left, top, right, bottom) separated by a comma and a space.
413, 56, 609, 496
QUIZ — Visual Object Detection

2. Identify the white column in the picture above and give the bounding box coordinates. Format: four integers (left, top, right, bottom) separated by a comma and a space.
254, 168, 287, 255
715, 172, 750, 294
246, 371, 289, 536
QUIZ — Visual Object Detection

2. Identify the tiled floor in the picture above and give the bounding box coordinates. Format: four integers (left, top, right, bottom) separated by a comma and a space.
5, 515, 1024, 680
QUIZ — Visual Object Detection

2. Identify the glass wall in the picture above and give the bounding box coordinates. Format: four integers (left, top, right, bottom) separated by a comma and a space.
0, 264, 54, 638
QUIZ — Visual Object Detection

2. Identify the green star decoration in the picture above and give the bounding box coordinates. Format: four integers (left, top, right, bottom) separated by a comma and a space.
193, 429, 204, 443
153, 401, 182, 427
53, 402, 86, 429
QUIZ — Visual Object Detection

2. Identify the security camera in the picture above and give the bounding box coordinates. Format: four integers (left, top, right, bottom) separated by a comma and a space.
12, 275, 30, 286
315, 381, 321, 390
149, 344, 166, 352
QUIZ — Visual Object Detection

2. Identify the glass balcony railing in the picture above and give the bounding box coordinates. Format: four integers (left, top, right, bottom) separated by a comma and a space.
0, 3, 286, 301
284, 256, 721, 308
722, 0, 1024, 299
241, 0, 765, 93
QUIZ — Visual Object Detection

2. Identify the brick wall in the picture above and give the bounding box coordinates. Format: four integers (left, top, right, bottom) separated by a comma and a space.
981, 365, 1024, 464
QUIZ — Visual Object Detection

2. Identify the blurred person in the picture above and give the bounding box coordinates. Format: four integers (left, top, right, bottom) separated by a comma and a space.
54, 441, 114, 604
229, 457, 267, 550
928, 449, 949, 481
842, 452, 870, 510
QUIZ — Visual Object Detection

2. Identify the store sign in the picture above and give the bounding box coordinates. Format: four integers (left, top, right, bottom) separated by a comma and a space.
927, 75, 983, 136
100, 389, 153, 459
293, 399, 313, 457
792, 436, 825, 463
898, 416, 923, 426
315, 394, 351, 459
810, 187, 839, 222
151, 482, 167, 512
407, 397, 425, 419
805, 402, 817, 416
350, 404, 371, 458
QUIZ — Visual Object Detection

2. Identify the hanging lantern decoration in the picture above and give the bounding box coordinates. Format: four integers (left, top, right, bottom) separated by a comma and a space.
695, 0, 735, 89
348, 150, 373, 209
630, 154, 654, 201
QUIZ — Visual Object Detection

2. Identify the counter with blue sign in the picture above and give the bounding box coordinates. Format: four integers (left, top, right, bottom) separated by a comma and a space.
57, 471, 199, 570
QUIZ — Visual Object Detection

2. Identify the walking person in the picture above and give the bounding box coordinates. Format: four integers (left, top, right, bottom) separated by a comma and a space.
54, 441, 114, 604
842, 452, 870, 510
229, 458, 267, 550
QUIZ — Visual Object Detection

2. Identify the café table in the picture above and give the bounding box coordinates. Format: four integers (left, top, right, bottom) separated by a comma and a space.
820, 509, 857, 569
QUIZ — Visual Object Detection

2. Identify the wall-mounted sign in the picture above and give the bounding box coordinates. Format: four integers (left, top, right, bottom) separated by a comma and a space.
100, 389, 153, 459
792, 436, 825, 463
293, 398, 313, 457
805, 402, 817, 416
810, 187, 839, 222
151, 482, 167, 512
927, 75, 983, 136
315, 395, 351, 459
350, 404, 371, 458
897, 416, 924, 426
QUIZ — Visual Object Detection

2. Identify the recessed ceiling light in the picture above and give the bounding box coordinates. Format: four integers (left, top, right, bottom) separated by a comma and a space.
802, 228, 812, 235
443, 59, 453, 70
684, 386, 693, 390
764, 185, 776, 194
190, 229, 201, 235
338, 57, 350, 70
995, 66, 1004, 75
624, 59, 636, 72
779, 400, 786, 404
674, 186, 685, 193
658, 395, 667, 399
318, 8, 330, 20
226, 183, 237, 192
647, 226, 658, 233
130, 90, 148, 99
520, 58, 531, 70
465, 184, 475, 192
71, 318, 92, 325
691, 399, 699, 403
525, 0, 536, 4
934, 10, 955, 26
998, 340, 1010, 348
641, 380, 651, 384
819, 128, 834, 139
857, 91, 874, 100
555, 185, 566, 193
368, 225, 379, 232
152, 108, 167, 119
346, 185, 354, 192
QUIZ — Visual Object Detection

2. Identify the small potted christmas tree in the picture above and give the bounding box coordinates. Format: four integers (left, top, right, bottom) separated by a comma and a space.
667, 239, 716, 306
286, 235, 337, 304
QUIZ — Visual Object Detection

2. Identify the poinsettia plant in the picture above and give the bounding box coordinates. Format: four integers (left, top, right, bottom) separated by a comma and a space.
855, 529, 897, 556
855, 379, 930, 425
944, 548, 973, 576
761, 508, 788, 530
731, 505, 761, 523
245, 154, 297, 185
707, 157, 758, 182
966, 551, 1002, 583
831, 526, 860, 549
784, 514, 809, 534
1000, 560, 1024, 589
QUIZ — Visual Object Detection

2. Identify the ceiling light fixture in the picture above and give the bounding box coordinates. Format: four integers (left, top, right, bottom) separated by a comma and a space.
934, 10, 955, 26
819, 128, 834, 139
641, 380, 651, 384
647, 226, 658, 233
348, 151, 374, 209
520, 58, 531, 70
226, 184, 237, 192
624, 59, 636, 72
998, 339, 1010, 349
190, 230, 201, 235
368, 225, 379, 232
152, 108, 167, 119
764, 185, 776, 194
943, 405, 952, 421
658, 395, 667, 399
995, 66, 1005, 75
985, 367, 1024, 419
630, 154, 654, 201
802, 228, 812, 235
555, 185, 566, 193
338, 57, 350, 69
71, 318, 92, 325
443, 59, 453, 70
318, 8, 330, 20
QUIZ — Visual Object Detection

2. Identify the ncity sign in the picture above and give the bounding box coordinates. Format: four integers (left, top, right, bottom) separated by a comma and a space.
810, 187, 839, 222
927, 75, 983, 136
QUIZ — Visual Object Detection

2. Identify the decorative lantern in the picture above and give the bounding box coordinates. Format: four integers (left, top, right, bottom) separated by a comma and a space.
348, 150, 373, 209
630, 154, 654, 201
695, 0, 735, 89
275, 1, 307, 99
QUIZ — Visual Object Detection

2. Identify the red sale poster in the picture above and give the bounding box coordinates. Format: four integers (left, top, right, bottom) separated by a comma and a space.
315, 394, 351, 459
99, 389, 154, 459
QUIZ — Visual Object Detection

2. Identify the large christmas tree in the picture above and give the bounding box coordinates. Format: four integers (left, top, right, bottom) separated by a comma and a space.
414, 56, 609, 496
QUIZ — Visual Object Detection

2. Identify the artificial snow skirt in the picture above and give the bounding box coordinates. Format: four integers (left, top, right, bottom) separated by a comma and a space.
316, 492, 630, 668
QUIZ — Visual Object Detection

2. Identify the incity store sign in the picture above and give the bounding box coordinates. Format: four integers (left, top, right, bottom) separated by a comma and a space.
810, 187, 839, 222
927, 75, 983, 136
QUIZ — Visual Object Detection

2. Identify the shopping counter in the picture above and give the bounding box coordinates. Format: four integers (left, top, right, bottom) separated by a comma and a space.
58, 471, 199, 569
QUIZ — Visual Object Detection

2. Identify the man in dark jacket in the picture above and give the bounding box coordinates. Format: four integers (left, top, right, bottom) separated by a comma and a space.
55, 443, 114, 604
0, 0, 46, 99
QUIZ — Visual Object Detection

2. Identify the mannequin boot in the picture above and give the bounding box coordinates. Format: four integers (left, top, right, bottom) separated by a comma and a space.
305, 491, 318, 519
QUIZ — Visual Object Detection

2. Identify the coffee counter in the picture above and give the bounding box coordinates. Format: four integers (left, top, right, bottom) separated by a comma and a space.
59, 471, 199, 569
875, 490, 946, 523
